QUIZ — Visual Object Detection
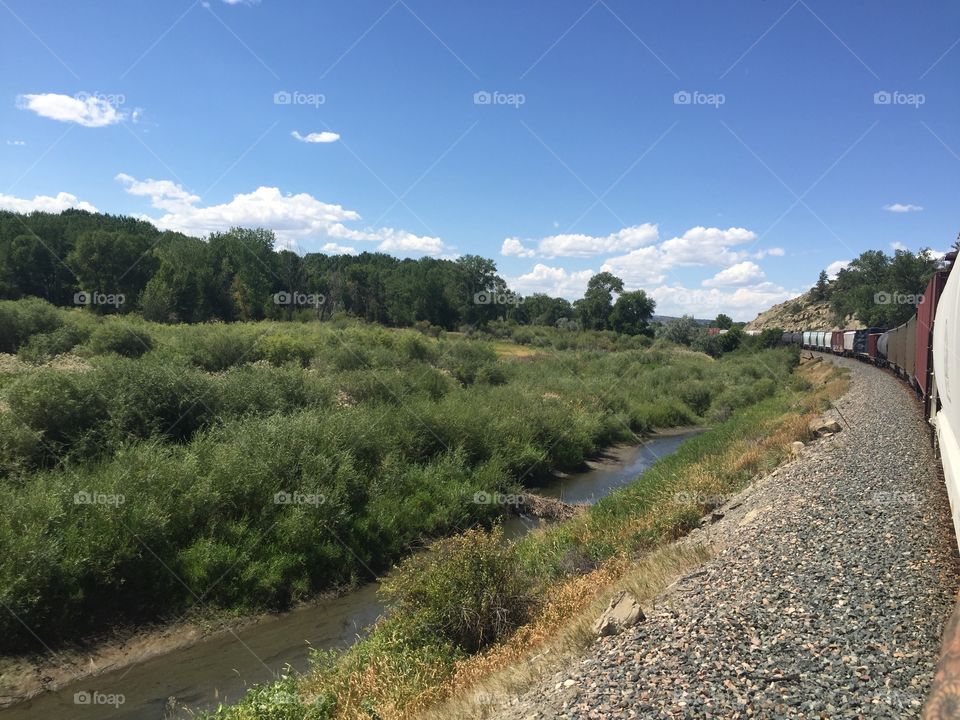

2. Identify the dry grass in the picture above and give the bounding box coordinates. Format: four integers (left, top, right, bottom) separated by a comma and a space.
403, 355, 851, 720
410, 545, 709, 720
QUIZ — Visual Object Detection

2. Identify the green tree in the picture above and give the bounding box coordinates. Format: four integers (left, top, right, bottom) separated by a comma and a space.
574, 272, 624, 330
67, 229, 157, 312
714, 313, 733, 330
661, 315, 703, 346
609, 290, 655, 335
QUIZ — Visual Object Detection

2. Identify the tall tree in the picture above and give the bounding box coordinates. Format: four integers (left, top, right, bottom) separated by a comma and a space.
609, 290, 655, 335
574, 272, 624, 330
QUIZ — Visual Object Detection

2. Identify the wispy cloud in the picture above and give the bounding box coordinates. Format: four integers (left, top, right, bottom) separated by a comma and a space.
16, 92, 128, 127
291, 130, 340, 144
883, 203, 923, 213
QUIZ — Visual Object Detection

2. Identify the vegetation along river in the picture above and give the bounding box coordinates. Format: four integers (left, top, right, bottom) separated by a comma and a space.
3, 429, 701, 720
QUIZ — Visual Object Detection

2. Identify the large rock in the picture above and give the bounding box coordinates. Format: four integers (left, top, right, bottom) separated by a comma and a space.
592, 591, 645, 637
808, 418, 842, 436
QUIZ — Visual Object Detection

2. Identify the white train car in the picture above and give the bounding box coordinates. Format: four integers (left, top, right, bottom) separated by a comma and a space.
843, 330, 856, 355
933, 268, 960, 549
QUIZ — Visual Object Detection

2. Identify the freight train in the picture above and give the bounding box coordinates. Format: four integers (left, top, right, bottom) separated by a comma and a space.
780, 252, 960, 543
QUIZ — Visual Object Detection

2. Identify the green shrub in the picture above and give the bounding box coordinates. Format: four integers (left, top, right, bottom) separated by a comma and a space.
5, 371, 105, 460
256, 333, 315, 367
177, 324, 262, 371
87, 323, 154, 357
18, 323, 91, 363
0, 298, 63, 353
380, 527, 535, 652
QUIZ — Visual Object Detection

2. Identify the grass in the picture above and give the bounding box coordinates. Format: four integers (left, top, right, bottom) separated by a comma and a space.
198, 356, 847, 720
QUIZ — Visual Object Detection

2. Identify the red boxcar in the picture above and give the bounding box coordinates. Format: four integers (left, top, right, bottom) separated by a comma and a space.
868, 333, 881, 361
831, 330, 845, 354
916, 270, 950, 403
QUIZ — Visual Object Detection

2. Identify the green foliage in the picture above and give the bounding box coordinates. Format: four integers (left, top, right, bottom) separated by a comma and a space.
829, 248, 940, 327
714, 313, 733, 329
609, 289, 655, 336
0, 297, 63, 353
660, 315, 705, 346
0, 303, 800, 648
255, 333, 315, 367
87, 322, 154, 357
380, 527, 535, 652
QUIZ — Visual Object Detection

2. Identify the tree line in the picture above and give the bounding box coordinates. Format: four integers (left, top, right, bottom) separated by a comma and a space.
0, 210, 663, 333
811, 248, 942, 327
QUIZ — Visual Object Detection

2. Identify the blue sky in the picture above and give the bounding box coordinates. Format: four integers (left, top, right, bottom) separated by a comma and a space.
1, 0, 958, 320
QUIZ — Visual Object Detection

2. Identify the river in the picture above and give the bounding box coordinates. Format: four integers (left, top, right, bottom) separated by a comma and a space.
2, 429, 700, 720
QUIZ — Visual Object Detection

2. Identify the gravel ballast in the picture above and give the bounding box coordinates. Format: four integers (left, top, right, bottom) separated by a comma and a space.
490, 354, 960, 719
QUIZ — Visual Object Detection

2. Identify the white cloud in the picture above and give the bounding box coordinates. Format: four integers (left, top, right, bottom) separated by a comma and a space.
0, 191, 97, 213
884, 203, 923, 213
651, 282, 795, 322
753, 246, 784, 259
116, 174, 445, 256
599, 226, 761, 286
657, 226, 757, 266
600, 246, 669, 285
702, 261, 765, 287
291, 130, 340, 144
115, 173, 200, 212
890, 241, 907, 252
507, 263, 594, 299
6, 139, 26, 146
536, 223, 659, 258
825, 260, 850, 279
321, 242, 355, 254
16, 93, 126, 127
501, 237, 535, 258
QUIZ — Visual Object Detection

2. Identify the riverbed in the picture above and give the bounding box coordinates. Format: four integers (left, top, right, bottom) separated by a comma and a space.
1, 429, 701, 720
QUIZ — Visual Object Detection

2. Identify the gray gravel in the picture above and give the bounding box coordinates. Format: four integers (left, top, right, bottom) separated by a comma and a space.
489, 354, 960, 719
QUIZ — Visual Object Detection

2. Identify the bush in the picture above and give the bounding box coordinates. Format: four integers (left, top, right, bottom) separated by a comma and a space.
177, 324, 261, 371
87, 323, 154, 357
18, 323, 91, 363
380, 527, 535, 652
5, 371, 105, 460
0, 298, 63, 353
256, 333, 315, 367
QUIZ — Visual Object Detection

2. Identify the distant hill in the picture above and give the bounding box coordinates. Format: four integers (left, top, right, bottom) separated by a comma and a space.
652, 315, 713, 326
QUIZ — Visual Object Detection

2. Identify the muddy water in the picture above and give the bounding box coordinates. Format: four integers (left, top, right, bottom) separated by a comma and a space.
3, 430, 700, 719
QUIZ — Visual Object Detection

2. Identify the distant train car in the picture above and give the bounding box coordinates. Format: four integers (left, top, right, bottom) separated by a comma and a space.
877, 331, 890, 362
802, 331, 812, 349
868, 333, 882, 362
831, 330, 845, 354
843, 330, 856, 356
792, 331, 803, 345
819, 331, 830, 350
